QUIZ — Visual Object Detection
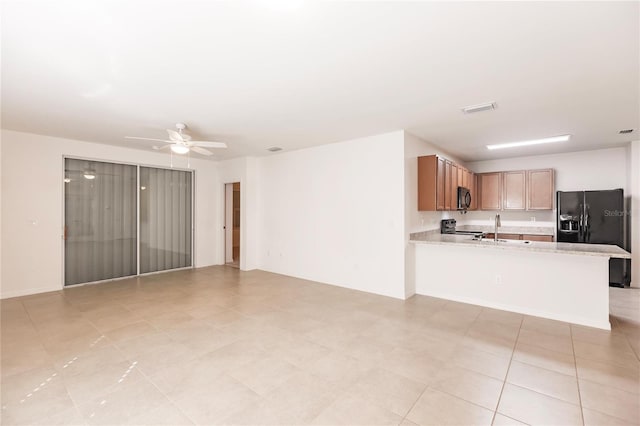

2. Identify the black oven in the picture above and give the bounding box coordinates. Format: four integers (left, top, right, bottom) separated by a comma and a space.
457, 186, 471, 210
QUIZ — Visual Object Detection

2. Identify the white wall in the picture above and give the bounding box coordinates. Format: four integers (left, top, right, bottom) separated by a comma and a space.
403, 132, 466, 297
0, 135, 2, 293
257, 131, 406, 299
629, 141, 640, 288
464, 147, 629, 226
0, 130, 220, 299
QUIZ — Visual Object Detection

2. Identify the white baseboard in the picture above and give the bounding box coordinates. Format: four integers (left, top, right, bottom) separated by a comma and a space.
1, 286, 61, 300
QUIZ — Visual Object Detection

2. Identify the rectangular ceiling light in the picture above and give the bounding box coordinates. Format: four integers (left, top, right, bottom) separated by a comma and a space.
487, 134, 571, 150
462, 102, 496, 114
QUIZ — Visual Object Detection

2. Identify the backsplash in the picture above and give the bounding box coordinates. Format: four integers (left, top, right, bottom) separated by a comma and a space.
459, 209, 555, 228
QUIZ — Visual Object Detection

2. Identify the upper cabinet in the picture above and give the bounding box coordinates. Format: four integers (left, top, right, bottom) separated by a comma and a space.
418, 155, 474, 211
527, 169, 554, 210
503, 171, 526, 210
478, 172, 502, 210
450, 163, 459, 209
418, 154, 554, 212
418, 155, 444, 211
470, 173, 478, 210
477, 168, 555, 211
436, 156, 446, 210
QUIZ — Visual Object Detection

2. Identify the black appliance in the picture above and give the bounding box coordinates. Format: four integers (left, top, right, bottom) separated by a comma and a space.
440, 219, 483, 236
557, 189, 630, 286
457, 187, 471, 210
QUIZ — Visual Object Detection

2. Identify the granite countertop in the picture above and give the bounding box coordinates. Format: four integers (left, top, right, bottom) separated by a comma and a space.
409, 230, 631, 259
457, 225, 555, 236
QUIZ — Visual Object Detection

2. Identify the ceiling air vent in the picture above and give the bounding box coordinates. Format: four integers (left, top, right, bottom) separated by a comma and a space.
267, 147, 283, 152
619, 129, 634, 134
462, 102, 497, 114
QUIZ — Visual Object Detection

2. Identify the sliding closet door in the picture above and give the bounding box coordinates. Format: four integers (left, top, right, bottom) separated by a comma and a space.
64, 159, 137, 285
139, 167, 193, 273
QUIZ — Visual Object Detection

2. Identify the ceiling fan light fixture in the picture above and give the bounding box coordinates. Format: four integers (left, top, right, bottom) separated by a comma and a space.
171, 144, 190, 154
83, 169, 96, 179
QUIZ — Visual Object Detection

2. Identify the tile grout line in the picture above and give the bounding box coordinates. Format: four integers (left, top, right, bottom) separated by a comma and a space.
569, 325, 586, 426
490, 315, 524, 425
17, 296, 88, 425
131, 359, 199, 426
398, 306, 490, 425
398, 382, 430, 425
619, 321, 640, 362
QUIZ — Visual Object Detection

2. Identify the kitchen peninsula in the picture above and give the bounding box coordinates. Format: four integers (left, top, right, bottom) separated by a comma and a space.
410, 231, 631, 330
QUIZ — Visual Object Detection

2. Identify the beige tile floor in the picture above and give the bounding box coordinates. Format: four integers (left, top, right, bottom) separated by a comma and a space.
1, 266, 639, 425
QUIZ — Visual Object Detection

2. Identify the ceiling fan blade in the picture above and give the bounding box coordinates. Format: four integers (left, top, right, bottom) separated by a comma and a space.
167, 129, 184, 142
189, 141, 228, 148
190, 146, 214, 156
125, 136, 172, 143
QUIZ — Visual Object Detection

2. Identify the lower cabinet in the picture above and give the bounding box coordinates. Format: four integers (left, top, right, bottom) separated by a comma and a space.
522, 234, 554, 242
485, 233, 521, 240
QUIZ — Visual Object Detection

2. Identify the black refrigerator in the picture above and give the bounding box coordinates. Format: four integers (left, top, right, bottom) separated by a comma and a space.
557, 189, 630, 286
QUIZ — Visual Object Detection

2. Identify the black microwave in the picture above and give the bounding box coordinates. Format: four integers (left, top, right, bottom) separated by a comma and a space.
457, 186, 471, 210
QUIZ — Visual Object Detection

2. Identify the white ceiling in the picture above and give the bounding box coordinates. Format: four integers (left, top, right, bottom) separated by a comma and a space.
2, 1, 638, 161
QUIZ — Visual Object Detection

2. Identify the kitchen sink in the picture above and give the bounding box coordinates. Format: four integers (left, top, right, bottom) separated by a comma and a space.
471, 237, 532, 244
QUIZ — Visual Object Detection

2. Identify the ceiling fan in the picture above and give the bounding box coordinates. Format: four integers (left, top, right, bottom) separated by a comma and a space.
125, 123, 227, 156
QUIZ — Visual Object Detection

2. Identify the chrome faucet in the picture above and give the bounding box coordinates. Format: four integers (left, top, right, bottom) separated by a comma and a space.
494, 214, 501, 242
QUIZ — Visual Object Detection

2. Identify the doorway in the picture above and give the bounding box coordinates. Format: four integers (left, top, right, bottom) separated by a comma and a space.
225, 182, 240, 268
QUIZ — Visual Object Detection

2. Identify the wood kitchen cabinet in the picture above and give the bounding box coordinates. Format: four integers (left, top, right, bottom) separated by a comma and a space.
444, 160, 452, 210
418, 155, 444, 211
503, 171, 526, 210
436, 156, 445, 210
418, 155, 477, 211
418, 155, 449, 211
485, 233, 521, 240
523, 234, 554, 242
478, 169, 554, 211
464, 169, 473, 190
450, 163, 458, 209
478, 172, 502, 210
527, 169, 555, 210
485, 233, 554, 242
470, 173, 478, 210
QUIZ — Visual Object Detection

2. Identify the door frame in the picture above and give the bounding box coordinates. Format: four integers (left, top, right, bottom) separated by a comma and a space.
224, 182, 240, 265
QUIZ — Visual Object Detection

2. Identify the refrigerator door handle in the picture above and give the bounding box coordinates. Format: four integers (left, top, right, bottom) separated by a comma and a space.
584, 204, 590, 242
578, 204, 583, 239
